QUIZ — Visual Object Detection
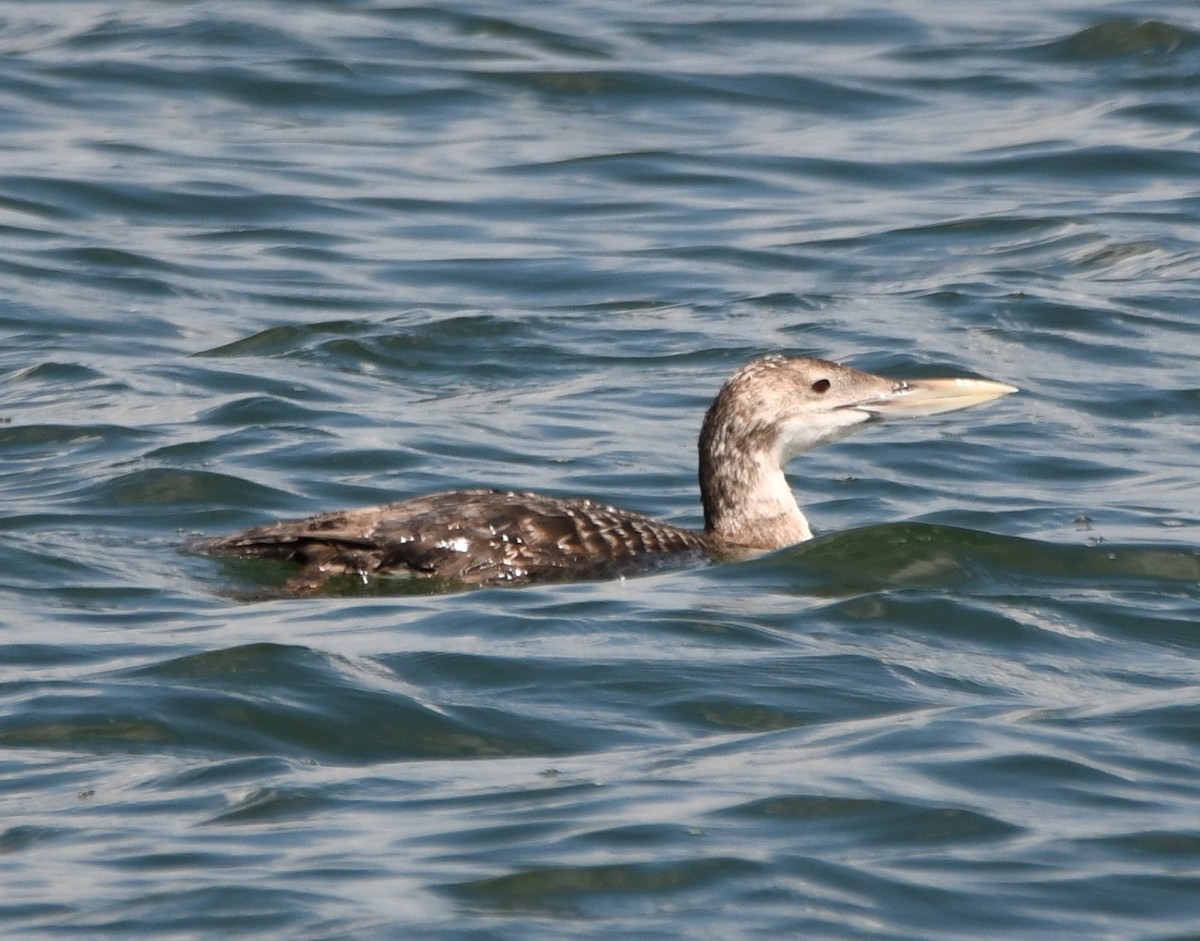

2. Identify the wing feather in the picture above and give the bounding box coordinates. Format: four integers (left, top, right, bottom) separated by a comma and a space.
193, 489, 708, 588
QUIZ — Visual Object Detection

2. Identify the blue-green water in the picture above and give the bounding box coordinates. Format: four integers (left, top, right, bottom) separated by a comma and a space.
4, 2, 1200, 937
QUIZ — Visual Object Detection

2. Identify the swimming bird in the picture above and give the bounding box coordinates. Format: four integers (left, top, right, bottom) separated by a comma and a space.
192, 355, 1016, 591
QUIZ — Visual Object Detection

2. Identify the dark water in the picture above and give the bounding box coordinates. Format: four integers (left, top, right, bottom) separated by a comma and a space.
4, 2, 1200, 937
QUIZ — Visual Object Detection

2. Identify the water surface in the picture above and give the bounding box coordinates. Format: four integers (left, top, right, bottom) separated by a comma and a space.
3, 2, 1200, 938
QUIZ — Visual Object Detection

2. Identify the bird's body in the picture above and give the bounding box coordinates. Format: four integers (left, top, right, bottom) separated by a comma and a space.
202, 488, 710, 589
192, 355, 1016, 591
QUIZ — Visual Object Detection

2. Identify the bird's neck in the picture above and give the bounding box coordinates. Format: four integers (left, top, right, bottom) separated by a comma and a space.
699, 437, 812, 551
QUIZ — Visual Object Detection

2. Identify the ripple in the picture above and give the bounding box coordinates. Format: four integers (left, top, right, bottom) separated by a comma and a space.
1045, 19, 1197, 60
443, 855, 765, 916
81, 468, 287, 509
719, 793, 1020, 846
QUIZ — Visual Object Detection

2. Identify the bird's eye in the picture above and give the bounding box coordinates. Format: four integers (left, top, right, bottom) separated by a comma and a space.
811, 379, 831, 394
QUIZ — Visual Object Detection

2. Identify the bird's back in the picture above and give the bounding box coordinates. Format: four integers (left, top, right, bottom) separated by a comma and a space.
192, 488, 709, 589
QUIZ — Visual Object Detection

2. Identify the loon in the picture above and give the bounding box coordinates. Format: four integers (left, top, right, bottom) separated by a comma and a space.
192, 355, 1016, 591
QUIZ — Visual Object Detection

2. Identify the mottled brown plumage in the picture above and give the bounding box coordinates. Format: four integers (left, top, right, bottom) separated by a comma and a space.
192, 355, 1015, 591
196, 488, 709, 589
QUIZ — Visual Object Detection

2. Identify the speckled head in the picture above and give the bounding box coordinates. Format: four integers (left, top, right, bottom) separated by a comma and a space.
697, 354, 1016, 550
